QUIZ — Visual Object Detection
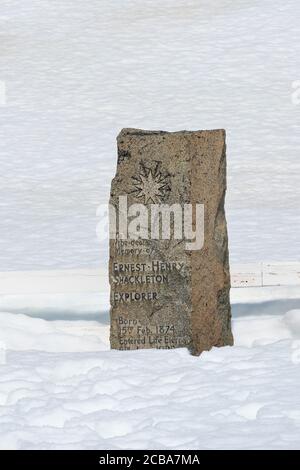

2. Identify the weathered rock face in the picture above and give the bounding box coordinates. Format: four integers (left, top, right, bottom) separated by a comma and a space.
109, 128, 233, 355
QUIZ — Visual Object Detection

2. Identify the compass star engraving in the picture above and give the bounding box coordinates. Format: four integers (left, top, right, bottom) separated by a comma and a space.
131, 161, 171, 204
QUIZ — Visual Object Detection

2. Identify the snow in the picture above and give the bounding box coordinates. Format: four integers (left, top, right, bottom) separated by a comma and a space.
0, 0, 300, 271
0, 0, 299, 451
0, 295, 299, 450
284, 310, 300, 337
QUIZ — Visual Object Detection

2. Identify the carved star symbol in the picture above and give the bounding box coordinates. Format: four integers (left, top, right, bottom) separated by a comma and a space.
131, 163, 170, 204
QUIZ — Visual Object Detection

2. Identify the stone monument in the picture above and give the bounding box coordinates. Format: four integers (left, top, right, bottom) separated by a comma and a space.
109, 128, 233, 355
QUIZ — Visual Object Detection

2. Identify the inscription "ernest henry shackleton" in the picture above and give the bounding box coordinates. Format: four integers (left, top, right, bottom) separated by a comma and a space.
109, 128, 233, 355
113, 261, 183, 285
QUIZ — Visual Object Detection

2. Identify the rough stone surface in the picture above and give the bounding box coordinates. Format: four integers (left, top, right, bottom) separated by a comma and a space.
109, 128, 233, 355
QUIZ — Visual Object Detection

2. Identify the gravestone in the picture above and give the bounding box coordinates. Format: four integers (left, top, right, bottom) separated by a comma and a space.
109, 128, 233, 355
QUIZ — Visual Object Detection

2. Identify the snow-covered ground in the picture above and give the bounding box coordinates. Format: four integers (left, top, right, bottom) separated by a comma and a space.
0, 286, 299, 450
